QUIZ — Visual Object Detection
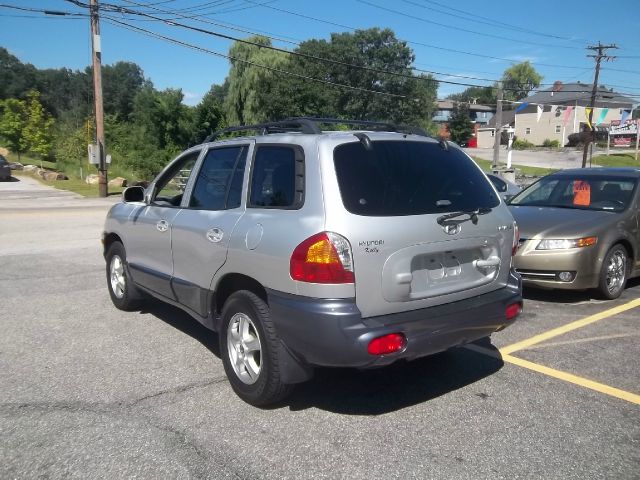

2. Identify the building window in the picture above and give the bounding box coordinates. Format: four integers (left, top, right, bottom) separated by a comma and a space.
525, 127, 531, 135
555, 125, 561, 134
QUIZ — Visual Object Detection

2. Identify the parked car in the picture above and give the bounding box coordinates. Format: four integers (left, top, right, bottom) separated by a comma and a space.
487, 173, 522, 201
509, 168, 640, 299
103, 118, 522, 405
0, 155, 11, 181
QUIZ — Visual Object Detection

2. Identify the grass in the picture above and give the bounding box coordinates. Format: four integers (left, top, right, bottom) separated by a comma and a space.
591, 152, 640, 167
15, 171, 125, 197
471, 157, 557, 177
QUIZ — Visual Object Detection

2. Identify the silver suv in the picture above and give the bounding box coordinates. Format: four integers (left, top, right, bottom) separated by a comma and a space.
103, 118, 522, 406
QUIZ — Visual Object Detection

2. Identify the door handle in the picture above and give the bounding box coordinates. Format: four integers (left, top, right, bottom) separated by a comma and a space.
473, 256, 500, 268
156, 220, 169, 232
206, 228, 224, 243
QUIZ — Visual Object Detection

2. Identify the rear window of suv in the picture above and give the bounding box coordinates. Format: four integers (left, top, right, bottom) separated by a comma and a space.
333, 140, 499, 216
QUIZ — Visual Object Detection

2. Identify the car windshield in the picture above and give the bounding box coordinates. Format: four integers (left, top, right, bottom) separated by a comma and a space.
509, 174, 637, 212
333, 140, 499, 216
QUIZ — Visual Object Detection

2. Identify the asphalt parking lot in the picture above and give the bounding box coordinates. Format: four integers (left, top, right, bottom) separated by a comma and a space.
1, 176, 639, 479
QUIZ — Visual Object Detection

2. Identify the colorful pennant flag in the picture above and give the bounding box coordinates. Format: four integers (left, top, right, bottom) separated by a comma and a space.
620, 109, 631, 125
536, 105, 544, 123
562, 106, 574, 126
595, 108, 609, 126
549, 105, 559, 118
515, 102, 529, 113
585, 108, 593, 129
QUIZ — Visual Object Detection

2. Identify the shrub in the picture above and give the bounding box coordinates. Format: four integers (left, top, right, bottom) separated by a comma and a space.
542, 139, 560, 148
512, 138, 535, 150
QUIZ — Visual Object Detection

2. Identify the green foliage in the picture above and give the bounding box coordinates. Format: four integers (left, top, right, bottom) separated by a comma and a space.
512, 138, 535, 150
0, 97, 28, 158
23, 91, 54, 158
192, 86, 225, 143
447, 86, 496, 105
542, 138, 560, 148
447, 102, 474, 145
259, 28, 437, 125
101, 62, 148, 119
224, 36, 288, 125
501, 61, 543, 101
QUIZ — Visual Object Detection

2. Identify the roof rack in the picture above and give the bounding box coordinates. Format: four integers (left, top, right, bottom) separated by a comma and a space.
204, 117, 429, 142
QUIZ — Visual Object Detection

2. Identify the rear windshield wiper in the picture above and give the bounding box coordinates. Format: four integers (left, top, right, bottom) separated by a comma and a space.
437, 207, 492, 226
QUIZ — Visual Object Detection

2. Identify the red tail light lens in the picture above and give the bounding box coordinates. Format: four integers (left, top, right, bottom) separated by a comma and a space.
505, 302, 522, 321
368, 333, 407, 355
290, 232, 354, 284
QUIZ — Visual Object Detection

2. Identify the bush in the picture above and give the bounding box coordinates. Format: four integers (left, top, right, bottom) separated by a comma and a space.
542, 139, 560, 148
512, 138, 535, 150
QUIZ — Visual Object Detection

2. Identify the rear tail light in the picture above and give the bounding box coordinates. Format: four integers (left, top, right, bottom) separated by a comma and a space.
290, 232, 354, 284
368, 333, 407, 355
512, 222, 520, 256
505, 302, 522, 321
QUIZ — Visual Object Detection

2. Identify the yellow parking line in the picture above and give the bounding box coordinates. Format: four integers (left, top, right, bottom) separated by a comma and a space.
501, 298, 640, 355
464, 344, 640, 405
502, 353, 640, 405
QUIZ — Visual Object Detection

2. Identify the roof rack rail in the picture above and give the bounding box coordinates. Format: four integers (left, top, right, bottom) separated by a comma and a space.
204, 117, 428, 142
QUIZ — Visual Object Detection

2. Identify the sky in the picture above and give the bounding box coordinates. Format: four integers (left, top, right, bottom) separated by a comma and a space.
1, 0, 639, 106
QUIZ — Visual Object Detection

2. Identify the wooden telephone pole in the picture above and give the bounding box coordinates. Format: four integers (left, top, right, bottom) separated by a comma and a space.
582, 42, 617, 168
90, 0, 108, 197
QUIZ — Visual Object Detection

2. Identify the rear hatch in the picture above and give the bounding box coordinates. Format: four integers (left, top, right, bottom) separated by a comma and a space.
324, 136, 515, 318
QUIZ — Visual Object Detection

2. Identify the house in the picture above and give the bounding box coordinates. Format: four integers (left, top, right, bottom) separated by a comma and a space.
432, 100, 495, 139
483, 82, 637, 147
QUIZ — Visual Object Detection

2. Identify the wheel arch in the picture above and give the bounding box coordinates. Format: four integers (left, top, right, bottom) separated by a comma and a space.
103, 232, 123, 258
213, 273, 268, 319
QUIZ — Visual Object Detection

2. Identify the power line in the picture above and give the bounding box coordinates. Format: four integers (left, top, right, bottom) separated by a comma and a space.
239, 0, 640, 75
413, 0, 578, 42
355, 0, 580, 50
102, 16, 410, 98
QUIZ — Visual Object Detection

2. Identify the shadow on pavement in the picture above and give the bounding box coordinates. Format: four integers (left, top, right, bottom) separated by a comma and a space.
142, 302, 221, 358
283, 337, 504, 415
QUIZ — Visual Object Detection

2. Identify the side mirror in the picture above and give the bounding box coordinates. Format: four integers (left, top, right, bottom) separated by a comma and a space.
122, 186, 145, 203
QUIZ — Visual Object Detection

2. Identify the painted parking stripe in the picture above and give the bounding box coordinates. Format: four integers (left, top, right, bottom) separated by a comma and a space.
501, 298, 640, 355
464, 344, 640, 405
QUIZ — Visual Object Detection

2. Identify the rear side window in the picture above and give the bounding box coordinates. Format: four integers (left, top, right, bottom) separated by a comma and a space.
333, 141, 499, 216
189, 145, 248, 210
249, 146, 303, 208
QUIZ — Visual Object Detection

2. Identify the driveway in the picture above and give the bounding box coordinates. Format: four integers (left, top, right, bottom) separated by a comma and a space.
466, 147, 611, 170
1, 175, 638, 479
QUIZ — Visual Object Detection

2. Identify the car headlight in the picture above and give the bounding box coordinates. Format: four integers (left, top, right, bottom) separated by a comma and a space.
536, 237, 597, 250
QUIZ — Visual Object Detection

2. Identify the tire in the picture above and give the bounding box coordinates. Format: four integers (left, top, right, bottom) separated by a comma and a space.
597, 245, 628, 300
220, 290, 293, 406
105, 241, 144, 311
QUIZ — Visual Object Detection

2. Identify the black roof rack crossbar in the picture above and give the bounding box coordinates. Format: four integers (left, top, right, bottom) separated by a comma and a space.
205, 119, 321, 142
204, 117, 429, 142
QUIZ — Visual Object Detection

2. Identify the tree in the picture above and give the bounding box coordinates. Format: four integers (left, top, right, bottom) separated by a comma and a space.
0, 98, 28, 159
101, 62, 148, 119
447, 86, 496, 105
224, 36, 288, 125
192, 87, 225, 144
23, 91, 55, 158
264, 28, 438, 124
448, 102, 474, 145
501, 61, 543, 101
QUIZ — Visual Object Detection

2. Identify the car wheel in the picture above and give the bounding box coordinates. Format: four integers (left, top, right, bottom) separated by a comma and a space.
220, 290, 293, 406
106, 241, 143, 311
597, 245, 628, 300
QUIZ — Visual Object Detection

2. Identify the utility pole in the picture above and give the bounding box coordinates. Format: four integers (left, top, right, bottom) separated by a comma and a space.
90, 0, 108, 197
582, 42, 617, 168
492, 82, 503, 170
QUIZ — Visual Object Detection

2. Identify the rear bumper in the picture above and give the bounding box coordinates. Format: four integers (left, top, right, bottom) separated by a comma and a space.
268, 270, 522, 369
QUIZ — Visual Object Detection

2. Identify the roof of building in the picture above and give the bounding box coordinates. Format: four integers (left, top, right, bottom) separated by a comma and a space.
521, 82, 636, 108
487, 110, 516, 128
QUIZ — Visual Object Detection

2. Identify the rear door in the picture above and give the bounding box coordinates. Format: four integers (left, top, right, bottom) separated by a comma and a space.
170, 142, 252, 317
326, 138, 515, 318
